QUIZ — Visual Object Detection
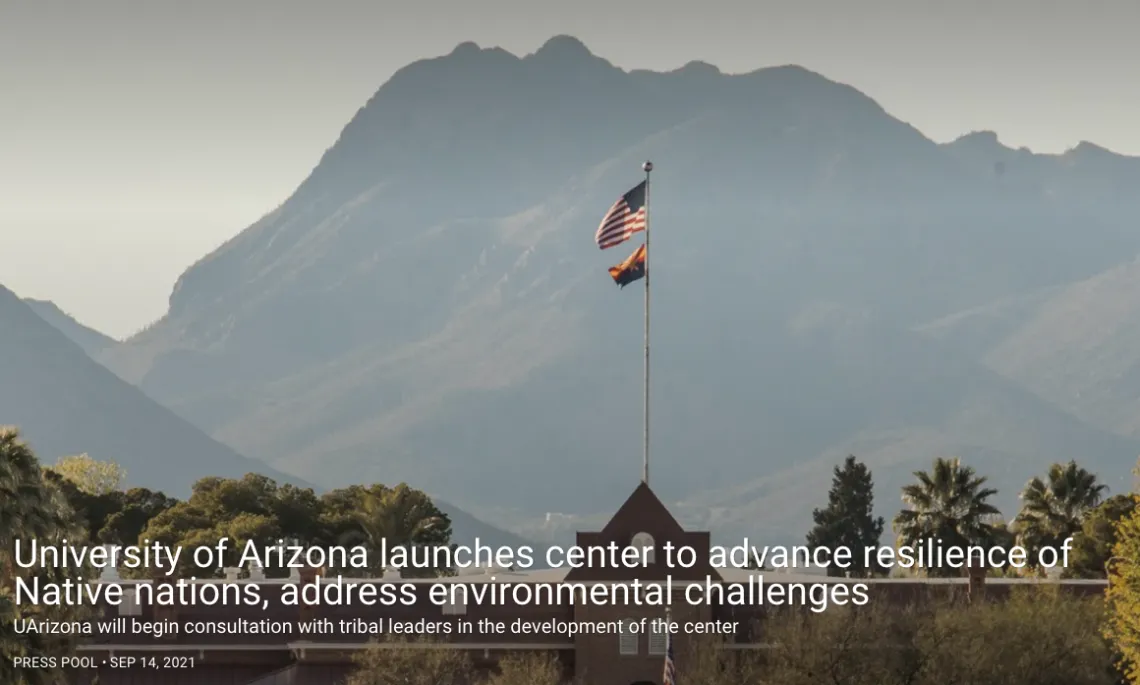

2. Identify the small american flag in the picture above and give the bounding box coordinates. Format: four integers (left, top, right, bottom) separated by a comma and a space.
595, 181, 647, 249
663, 629, 677, 685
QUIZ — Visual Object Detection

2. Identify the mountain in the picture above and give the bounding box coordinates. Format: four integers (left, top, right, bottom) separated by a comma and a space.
96, 36, 1140, 539
23, 298, 118, 357
6, 287, 533, 549
672, 302, 1140, 542
0, 283, 305, 496
919, 257, 1140, 447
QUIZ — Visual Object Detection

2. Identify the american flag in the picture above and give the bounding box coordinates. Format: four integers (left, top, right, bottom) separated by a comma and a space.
663, 629, 677, 685
595, 181, 647, 249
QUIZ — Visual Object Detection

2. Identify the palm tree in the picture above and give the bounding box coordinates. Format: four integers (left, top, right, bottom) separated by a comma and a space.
1014, 460, 1107, 567
0, 428, 88, 685
0, 428, 70, 587
894, 457, 1001, 578
356, 484, 453, 578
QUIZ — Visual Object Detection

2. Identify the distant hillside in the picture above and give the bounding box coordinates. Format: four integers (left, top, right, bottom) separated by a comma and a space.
0, 283, 310, 497
919, 257, 1140, 446
96, 36, 1140, 539
14, 289, 532, 548
671, 303, 1140, 543
24, 298, 117, 357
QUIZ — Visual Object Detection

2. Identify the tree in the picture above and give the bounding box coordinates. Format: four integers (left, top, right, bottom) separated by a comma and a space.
760, 591, 1113, 685
1105, 495, 1140, 684
927, 588, 1114, 685
348, 636, 472, 685
1014, 461, 1107, 568
0, 428, 95, 685
49, 454, 126, 495
41, 469, 115, 544
1067, 494, 1137, 579
131, 475, 456, 578
679, 634, 763, 685
893, 457, 1001, 578
760, 602, 942, 685
806, 455, 886, 577
133, 475, 453, 578
39, 469, 175, 546
139, 474, 322, 576
98, 487, 179, 545
319, 485, 378, 548
0, 429, 72, 584
352, 483, 454, 578
187, 474, 324, 544
486, 652, 565, 685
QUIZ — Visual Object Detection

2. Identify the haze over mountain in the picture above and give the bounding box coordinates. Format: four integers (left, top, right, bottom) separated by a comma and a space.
23, 298, 118, 357
920, 258, 1140, 447
4, 288, 532, 548
0, 284, 305, 496
90, 36, 1140, 542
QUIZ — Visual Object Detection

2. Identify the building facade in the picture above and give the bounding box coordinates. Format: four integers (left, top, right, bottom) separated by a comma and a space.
67, 483, 1106, 685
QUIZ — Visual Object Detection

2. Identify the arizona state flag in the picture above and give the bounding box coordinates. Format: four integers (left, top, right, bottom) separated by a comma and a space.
608, 243, 646, 287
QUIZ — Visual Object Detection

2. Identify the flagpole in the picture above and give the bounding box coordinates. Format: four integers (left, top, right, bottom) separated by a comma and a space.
642, 160, 653, 485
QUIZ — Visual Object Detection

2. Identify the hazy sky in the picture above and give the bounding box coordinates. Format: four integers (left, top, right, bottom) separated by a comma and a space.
2, 0, 1138, 338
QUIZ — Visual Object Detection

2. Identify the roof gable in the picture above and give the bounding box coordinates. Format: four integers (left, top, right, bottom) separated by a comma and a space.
600, 481, 685, 537
564, 481, 721, 582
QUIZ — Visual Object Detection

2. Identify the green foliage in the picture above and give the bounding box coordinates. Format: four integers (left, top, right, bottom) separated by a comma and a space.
985, 518, 1019, 573
353, 483, 453, 578
925, 588, 1113, 685
680, 634, 764, 685
41, 469, 176, 546
140, 474, 321, 576
99, 487, 179, 545
1068, 494, 1137, 579
0, 428, 95, 685
762, 590, 1114, 685
3, 425, 1123, 685
1, 429, 69, 576
1105, 495, 1140, 683
136, 475, 453, 578
893, 457, 1002, 578
1014, 460, 1107, 569
806, 455, 886, 577
487, 651, 565, 685
348, 635, 471, 685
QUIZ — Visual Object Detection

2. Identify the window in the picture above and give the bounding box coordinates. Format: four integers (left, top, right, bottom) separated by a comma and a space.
619, 619, 639, 655
649, 620, 667, 655
630, 532, 655, 564
441, 585, 467, 615
118, 591, 141, 617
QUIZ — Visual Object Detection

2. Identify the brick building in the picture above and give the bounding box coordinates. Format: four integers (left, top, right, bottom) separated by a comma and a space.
69, 482, 1106, 685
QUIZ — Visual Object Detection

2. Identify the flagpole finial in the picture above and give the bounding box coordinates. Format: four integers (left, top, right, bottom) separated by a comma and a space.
643, 161, 653, 172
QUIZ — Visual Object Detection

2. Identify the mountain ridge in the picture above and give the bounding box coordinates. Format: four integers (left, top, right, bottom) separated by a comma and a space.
91, 36, 1140, 540
5, 287, 533, 548
23, 298, 118, 357
0, 283, 306, 496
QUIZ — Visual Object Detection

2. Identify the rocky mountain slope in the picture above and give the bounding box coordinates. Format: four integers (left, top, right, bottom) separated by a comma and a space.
94, 36, 1140, 541
9, 292, 533, 548
0, 284, 303, 496
920, 257, 1140, 445
24, 298, 118, 357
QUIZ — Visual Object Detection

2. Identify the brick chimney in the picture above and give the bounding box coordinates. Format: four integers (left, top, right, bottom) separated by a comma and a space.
965, 565, 987, 604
